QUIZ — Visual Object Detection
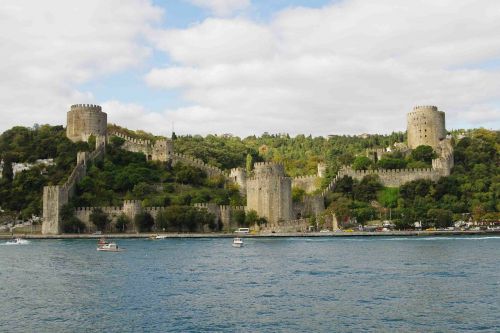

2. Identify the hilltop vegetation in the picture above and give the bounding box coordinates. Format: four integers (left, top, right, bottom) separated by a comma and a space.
326, 129, 499, 228
0, 124, 498, 228
0, 125, 90, 219
71, 137, 244, 208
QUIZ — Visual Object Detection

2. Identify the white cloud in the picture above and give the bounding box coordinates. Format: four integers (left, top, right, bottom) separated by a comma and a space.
187, 0, 250, 16
147, 0, 500, 136
0, 0, 162, 131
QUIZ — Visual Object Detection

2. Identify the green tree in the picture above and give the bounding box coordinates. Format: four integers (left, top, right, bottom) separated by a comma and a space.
427, 208, 453, 228
353, 175, 382, 201
378, 157, 407, 170
90, 208, 110, 231
246, 153, 253, 173
60, 203, 86, 233
245, 210, 258, 226
410, 145, 436, 164
233, 210, 246, 227
115, 213, 130, 232
1, 154, 13, 182
352, 156, 373, 170
134, 211, 155, 232
292, 187, 306, 203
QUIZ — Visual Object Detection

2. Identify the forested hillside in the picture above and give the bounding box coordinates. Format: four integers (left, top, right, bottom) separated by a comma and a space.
326, 129, 499, 228
0, 125, 90, 219
1, 124, 498, 228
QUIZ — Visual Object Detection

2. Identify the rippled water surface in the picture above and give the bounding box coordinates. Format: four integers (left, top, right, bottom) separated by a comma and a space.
1, 236, 500, 332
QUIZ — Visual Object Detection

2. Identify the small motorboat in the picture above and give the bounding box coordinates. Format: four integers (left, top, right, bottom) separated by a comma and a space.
232, 237, 244, 248
97, 242, 124, 252
6, 237, 29, 245
155, 234, 168, 239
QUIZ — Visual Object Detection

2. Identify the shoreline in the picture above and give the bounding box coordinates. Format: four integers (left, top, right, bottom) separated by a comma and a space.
1, 230, 499, 239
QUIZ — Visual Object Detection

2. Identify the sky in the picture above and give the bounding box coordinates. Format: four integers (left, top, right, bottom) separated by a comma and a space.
1, 0, 499, 137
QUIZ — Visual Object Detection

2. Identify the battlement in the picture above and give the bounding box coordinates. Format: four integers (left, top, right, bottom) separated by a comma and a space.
193, 203, 213, 209
170, 152, 227, 176
340, 166, 434, 175
110, 132, 151, 146
219, 205, 245, 211
412, 105, 438, 112
70, 104, 102, 112
253, 162, 284, 168
292, 175, 317, 181
247, 176, 291, 182
123, 200, 142, 205
230, 167, 245, 174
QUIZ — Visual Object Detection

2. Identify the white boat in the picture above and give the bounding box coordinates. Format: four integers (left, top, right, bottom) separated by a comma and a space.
6, 238, 29, 245
232, 237, 244, 248
97, 242, 124, 252
155, 234, 168, 239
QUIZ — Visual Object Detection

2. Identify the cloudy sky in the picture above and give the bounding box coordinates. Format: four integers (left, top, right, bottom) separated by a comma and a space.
1, 0, 499, 136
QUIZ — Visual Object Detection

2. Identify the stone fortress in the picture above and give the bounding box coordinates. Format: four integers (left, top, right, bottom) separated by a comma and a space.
327, 105, 454, 190
42, 103, 454, 234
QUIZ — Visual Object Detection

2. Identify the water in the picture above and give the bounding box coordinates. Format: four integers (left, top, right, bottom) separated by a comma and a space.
1, 236, 499, 332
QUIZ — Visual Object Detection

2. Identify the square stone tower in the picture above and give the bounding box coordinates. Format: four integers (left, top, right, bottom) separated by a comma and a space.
246, 162, 293, 225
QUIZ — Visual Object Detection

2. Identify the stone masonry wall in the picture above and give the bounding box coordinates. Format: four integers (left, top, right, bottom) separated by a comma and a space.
246, 162, 293, 225
42, 144, 105, 234
110, 132, 226, 178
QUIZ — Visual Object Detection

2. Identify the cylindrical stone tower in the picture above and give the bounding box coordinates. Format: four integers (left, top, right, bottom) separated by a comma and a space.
66, 104, 107, 142
407, 105, 446, 150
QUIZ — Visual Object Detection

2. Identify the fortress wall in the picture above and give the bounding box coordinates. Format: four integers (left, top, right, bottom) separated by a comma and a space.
338, 167, 441, 187
293, 195, 325, 219
42, 144, 105, 234
74, 205, 136, 232
109, 132, 228, 179
261, 218, 310, 233
170, 153, 227, 178
292, 175, 320, 194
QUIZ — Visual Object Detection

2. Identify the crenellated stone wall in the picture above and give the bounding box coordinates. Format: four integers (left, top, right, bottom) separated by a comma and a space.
292, 175, 320, 194
193, 203, 245, 231
110, 131, 226, 178
338, 166, 440, 187
42, 144, 105, 234
293, 195, 325, 219
169, 152, 227, 178
109, 132, 174, 162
